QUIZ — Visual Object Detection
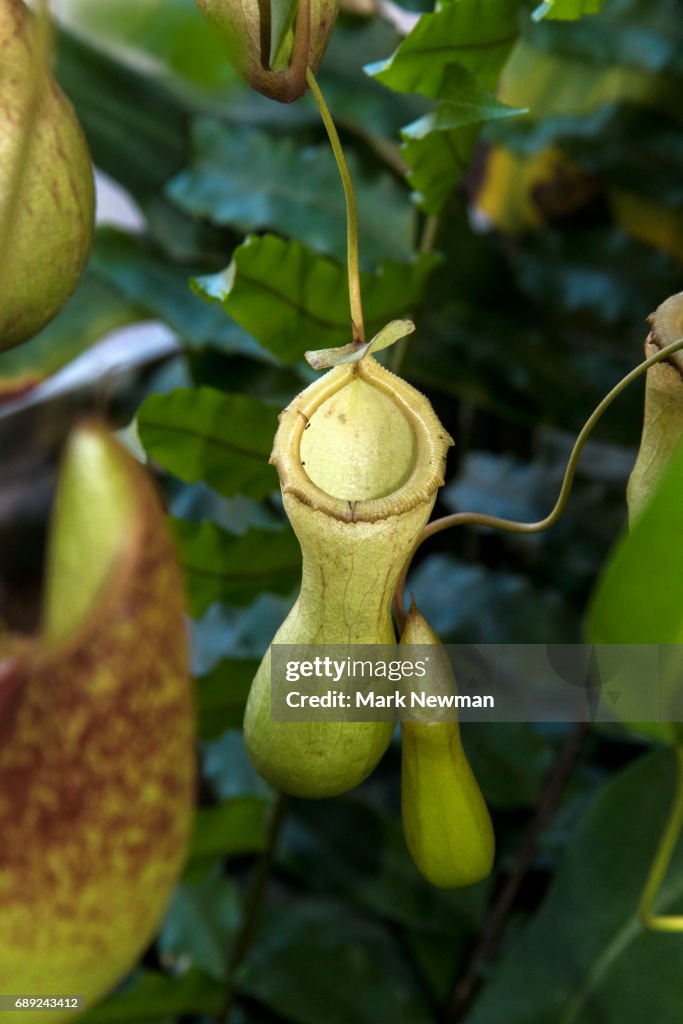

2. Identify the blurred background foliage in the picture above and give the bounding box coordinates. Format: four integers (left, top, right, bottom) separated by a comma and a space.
1, 0, 683, 1020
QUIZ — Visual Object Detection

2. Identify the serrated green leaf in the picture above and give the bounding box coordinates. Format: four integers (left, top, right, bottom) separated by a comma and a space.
397, 64, 525, 214
402, 124, 480, 214
173, 520, 300, 616
188, 798, 272, 864
196, 658, 260, 740
138, 388, 279, 499
91, 229, 262, 356
366, 0, 521, 97
55, 27, 189, 197
466, 750, 683, 1024
193, 235, 439, 364
403, 64, 527, 138
167, 120, 414, 266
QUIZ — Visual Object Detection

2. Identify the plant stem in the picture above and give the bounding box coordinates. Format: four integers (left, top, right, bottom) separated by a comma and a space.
306, 68, 365, 343
394, 335, 683, 626
639, 744, 683, 933
218, 794, 288, 1023
0, 0, 52, 320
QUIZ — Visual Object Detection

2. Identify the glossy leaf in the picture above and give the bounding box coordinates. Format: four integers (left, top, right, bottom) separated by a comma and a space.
138, 388, 279, 499
168, 120, 414, 266
91, 229, 261, 355
404, 64, 526, 138
467, 751, 683, 1024
587, 437, 683, 645
533, 0, 604, 20
397, 64, 525, 213
172, 520, 300, 616
366, 0, 521, 96
402, 125, 480, 214
194, 235, 438, 364
61, 0, 233, 88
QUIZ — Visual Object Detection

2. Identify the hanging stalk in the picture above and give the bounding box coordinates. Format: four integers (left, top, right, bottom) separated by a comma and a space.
306, 67, 365, 343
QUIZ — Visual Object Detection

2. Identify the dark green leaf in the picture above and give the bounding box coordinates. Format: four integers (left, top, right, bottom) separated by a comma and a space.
511, 228, 682, 328
493, 103, 683, 208
91, 229, 263, 356
366, 0, 521, 96
587, 437, 683, 645
168, 120, 414, 266
397, 65, 525, 213
402, 122, 479, 214
280, 799, 489, 934
527, 0, 683, 77
533, 0, 604, 20
62, 0, 234, 88
188, 798, 272, 864
159, 865, 239, 981
411, 554, 578, 644
467, 750, 683, 1024
173, 519, 300, 616
317, 17, 420, 139
238, 899, 433, 1024
404, 64, 526, 137
55, 28, 189, 197
194, 235, 438, 364
79, 969, 222, 1023
464, 723, 555, 808
196, 658, 260, 739
138, 388, 279, 499
202, 731, 276, 800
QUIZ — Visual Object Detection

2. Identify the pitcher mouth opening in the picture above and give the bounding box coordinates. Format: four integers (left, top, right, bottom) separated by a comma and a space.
270, 357, 453, 523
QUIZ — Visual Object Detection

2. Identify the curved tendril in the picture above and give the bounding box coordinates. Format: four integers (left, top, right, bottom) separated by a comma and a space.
639, 744, 683, 933
394, 335, 683, 628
